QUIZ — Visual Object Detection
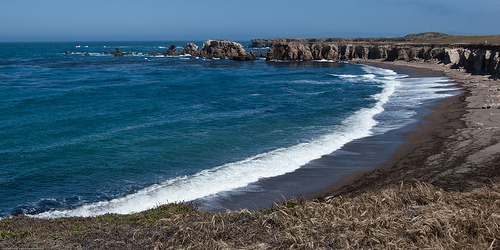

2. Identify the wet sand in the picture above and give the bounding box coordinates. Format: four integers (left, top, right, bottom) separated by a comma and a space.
308, 59, 500, 200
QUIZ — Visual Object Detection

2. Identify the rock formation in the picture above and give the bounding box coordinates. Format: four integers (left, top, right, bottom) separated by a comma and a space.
148, 51, 159, 56
180, 43, 200, 57
198, 40, 256, 60
65, 40, 257, 61
266, 43, 500, 77
114, 48, 124, 57
165, 45, 180, 56
101, 48, 132, 57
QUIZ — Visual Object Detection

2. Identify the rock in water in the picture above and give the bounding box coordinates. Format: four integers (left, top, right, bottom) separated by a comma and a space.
165, 45, 180, 56
114, 48, 124, 57
180, 43, 200, 57
199, 40, 256, 60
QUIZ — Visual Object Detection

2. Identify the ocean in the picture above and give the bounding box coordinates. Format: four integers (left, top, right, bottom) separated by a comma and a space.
0, 41, 458, 218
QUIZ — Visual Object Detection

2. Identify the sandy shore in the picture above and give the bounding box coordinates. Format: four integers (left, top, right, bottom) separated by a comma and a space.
308, 59, 500, 199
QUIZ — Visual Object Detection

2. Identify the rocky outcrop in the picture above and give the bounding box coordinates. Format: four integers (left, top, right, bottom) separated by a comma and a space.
148, 51, 159, 56
113, 48, 124, 57
165, 45, 180, 56
178, 40, 256, 60
64, 40, 257, 61
101, 48, 133, 57
111, 48, 133, 57
180, 43, 199, 56
266, 43, 500, 77
198, 40, 256, 60
65, 51, 90, 56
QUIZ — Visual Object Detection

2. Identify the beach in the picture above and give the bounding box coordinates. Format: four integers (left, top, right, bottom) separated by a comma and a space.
195, 60, 467, 213
308, 59, 500, 199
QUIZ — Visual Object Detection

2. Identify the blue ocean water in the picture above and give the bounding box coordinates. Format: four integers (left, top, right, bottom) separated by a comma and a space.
0, 42, 457, 218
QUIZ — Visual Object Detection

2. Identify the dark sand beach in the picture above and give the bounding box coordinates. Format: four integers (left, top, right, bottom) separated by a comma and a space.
308, 59, 500, 200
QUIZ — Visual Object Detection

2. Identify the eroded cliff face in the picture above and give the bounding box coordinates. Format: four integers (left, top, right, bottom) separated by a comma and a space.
266, 43, 500, 77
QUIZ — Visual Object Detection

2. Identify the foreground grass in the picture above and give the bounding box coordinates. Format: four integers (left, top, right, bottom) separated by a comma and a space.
1, 181, 499, 249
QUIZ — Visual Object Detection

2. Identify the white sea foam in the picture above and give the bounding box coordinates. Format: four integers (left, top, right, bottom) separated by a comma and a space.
315, 59, 336, 63
331, 74, 357, 78
34, 65, 458, 219
32, 65, 401, 218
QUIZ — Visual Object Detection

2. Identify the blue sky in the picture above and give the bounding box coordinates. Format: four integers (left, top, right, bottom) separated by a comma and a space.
1, 0, 499, 42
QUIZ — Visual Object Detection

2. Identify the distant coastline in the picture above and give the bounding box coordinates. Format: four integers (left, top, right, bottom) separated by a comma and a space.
248, 32, 500, 48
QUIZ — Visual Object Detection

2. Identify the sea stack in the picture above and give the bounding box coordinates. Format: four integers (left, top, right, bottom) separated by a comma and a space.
199, 40, 256, 60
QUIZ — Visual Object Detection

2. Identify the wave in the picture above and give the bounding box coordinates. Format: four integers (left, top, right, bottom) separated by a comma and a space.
315, 59, 336, 63
331, 73, 378, 81
33, 66, 401, 218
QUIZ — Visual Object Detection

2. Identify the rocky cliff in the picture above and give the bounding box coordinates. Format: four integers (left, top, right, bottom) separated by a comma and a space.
266, 43, 500, 77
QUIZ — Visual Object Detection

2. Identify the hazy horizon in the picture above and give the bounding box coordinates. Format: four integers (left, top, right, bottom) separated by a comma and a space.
1, 0, 499, 42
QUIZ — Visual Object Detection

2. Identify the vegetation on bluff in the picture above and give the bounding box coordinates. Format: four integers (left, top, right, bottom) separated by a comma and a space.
1, 181, 498, 249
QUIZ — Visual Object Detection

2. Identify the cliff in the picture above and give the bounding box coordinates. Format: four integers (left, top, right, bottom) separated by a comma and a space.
266, 43, 500, 77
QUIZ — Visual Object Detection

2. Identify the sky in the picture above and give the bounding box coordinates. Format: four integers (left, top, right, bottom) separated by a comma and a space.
1, 0, 499, 42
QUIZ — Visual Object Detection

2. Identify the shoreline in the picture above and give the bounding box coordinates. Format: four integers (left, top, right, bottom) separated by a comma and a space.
195, 61, 460, 212
308, 59, 500, 200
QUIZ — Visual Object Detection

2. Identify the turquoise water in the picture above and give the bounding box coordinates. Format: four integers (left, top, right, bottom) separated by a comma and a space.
0, 42, 456, 217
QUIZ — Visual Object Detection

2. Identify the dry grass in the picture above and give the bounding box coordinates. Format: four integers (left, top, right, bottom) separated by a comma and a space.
1, 181, 499, 249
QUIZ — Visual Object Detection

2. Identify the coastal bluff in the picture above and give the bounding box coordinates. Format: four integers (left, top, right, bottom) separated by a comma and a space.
266, 42, 500, 77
